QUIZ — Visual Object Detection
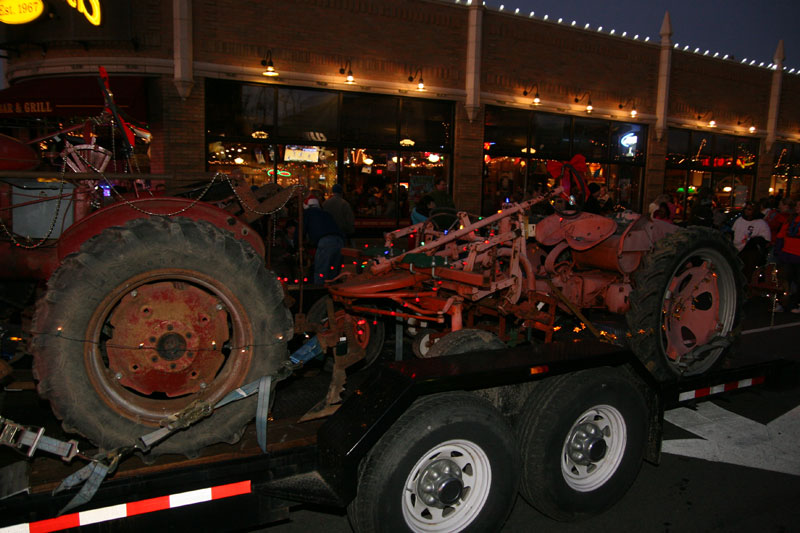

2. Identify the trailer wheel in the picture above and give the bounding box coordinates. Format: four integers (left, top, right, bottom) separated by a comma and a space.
425, 329, 506, 357
307, 296, 385, 367
626, 226, 743, 381
31, 217, 292, 456
348, 392, 519, 533
516, 368, 647, 521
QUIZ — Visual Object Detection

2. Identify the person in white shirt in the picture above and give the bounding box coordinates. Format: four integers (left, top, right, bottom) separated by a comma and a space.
732, 201, 772, 284
732, 202, 771, 252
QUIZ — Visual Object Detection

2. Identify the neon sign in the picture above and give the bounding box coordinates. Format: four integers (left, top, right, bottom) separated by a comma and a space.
620, 132, 638, 157
65, 0, 101, 26
0, 0, 44, 24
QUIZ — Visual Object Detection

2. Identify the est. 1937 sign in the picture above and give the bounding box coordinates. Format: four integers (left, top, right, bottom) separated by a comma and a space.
0, 0, 44, 24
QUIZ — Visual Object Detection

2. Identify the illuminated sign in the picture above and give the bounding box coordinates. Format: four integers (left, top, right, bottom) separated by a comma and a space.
0, 100, 53, 114
0, 0, 44, 24
65, 0, 101, 26
620, 132, 638, 157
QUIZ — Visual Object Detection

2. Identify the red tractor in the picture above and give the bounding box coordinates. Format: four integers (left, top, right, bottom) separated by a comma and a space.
320, 157, 744, 383
0, 70, 298, 457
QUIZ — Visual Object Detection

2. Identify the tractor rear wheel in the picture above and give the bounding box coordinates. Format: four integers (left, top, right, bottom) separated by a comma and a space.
626, 226, 743, 381
31, 217, 292, 456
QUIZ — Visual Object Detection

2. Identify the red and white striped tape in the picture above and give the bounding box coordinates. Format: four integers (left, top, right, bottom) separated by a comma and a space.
1, 480, 251, 533
678, 376, 765, 402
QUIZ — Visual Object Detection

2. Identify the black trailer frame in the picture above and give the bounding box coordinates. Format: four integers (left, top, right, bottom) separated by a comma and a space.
0, 338, 791, 532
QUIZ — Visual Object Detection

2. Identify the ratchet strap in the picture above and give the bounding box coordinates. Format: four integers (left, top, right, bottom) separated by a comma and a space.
43, 336, 324, 514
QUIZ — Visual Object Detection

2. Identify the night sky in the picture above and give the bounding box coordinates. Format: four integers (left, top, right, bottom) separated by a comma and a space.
484, 0, 800, 71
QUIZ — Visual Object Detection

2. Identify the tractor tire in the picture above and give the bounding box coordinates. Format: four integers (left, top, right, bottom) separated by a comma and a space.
515, 367, 648, 521
347, 392, 519, 533
306, 296, 385, 368
626, 226, 743, 381
426, 329, 506, 357
31, 217, 292, 456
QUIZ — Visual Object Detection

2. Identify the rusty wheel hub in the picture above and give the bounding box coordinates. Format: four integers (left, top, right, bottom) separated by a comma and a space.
107, 281, 229, 396
662, 260, 720, 362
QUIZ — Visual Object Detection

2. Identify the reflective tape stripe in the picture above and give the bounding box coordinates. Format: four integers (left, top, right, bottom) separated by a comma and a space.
0, 480, 251, 533
678, 376, 765, 402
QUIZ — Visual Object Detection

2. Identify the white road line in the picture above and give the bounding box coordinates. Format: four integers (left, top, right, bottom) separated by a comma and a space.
663, 403, 800, 476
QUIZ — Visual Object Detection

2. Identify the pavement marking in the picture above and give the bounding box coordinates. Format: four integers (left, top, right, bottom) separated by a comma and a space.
663, 402, 800, 476
741, 320, 800, 335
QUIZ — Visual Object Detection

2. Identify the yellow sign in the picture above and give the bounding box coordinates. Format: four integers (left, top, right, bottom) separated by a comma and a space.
0, 0, 44, 24
65, 0, 101, 26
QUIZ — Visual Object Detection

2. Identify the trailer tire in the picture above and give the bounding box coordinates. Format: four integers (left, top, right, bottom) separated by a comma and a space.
425, 329, 505, 357
31, 217, 292, 456
348, 392, 518, 533
307, 296, 385, 368
626, 226, 743, 381
516, 367, 647, 521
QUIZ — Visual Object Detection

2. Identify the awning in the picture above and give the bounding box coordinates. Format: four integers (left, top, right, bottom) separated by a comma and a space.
0, 75, 148, 121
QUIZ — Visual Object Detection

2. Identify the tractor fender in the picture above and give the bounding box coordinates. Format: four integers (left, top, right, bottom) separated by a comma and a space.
57, 197, 265, 263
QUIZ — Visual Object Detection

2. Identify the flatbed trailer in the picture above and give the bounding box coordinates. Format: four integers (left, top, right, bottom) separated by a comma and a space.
0, 336, 793, 533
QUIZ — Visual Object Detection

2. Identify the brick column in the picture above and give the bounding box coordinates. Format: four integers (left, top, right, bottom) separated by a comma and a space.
452, 101, 484, 213
644, 127, 667, 210
148, 77, 206, 179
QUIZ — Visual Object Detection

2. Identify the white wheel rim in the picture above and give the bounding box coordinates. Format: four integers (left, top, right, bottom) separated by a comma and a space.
561, 404, 626, 492
401, 439, 492, 532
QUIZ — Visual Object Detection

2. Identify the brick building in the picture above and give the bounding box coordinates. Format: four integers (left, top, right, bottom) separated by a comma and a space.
1, 0, 798, 227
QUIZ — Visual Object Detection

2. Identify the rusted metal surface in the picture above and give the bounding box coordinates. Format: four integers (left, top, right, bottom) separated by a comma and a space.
107, 281, 228, 397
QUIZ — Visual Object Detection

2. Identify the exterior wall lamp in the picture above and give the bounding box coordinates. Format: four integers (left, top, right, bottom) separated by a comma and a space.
618, 98, 637, 118
261, 50, 278, 77
523, 83, 540, 105
339, 60, 355, 84
737, 117, 757, 134
574, 92, 592, 113
408, 68, 425, 91
697, 111, 716, 128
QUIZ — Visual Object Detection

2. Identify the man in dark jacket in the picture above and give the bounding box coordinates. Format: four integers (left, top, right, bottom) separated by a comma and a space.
303, 196, 345, 284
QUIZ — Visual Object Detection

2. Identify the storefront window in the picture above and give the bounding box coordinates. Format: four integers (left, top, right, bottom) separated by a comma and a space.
770, 142, 800, 197
482, 106, 646, 215
276, 89, 338, 142
484, 106, 528, 153
402, 151, 448, 217
342, 94, 397, 145
610, 123, 646, 163
206, 81, 274, 140
277, 145, 337, 194
205, 80, 454, 230
573, 118, 609, 160
531, 113, 570, 160
665, 128, 758, 221
401, 100, 452, 149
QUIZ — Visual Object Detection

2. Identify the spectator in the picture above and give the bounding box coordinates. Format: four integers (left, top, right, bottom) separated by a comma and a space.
775, 200, 800, 312
688, 187, 715, 227
411, 195, 435, 224
652, 202, 671, 221
323, 183, 355, 242
429, 177, 455, 210
584, 183, 603, 214
732, 201, 772, 283
765, 197, 794, 243
303, 195, 345, 285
